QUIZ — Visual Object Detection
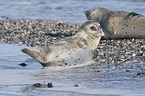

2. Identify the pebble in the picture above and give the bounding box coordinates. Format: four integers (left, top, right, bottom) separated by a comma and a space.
137, 72, 145, 76
19, 63, 27, 67
47, 82, 53, 88
32, 83, 42, 87
32, 82, 53, 88
74, 84, 79, 87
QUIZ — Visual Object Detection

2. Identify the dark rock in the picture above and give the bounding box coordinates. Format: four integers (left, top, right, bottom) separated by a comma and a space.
47, 82, 53, 88
74, 84, 79, 87
19, 63, 27, 67
57, 23, 63, 26
126, 69, 131, 72
136, 53, 143, 56
137, 73, 143, 76
133, 76, 137, 78
33, 83, 42, 87
97, 70, 101, 72
137, 72, 145, 76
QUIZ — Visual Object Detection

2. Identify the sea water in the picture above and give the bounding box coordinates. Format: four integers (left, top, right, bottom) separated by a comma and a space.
0, 0, 145, 96
0, 0, 145, 25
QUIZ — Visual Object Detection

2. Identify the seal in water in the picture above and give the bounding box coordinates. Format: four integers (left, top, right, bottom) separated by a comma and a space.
21, 20, 104, 68
85, 7, 145, 39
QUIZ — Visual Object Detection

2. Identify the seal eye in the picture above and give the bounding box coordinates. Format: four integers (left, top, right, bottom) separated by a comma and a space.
90, 26, 97, 31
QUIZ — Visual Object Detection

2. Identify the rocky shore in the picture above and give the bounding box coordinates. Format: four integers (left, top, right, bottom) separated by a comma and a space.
0, 19, 80, 46
0, 19, 144, 68
96, 39, 145, 70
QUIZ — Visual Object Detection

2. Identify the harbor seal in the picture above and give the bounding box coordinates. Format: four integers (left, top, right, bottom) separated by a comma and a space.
21, 20, 104, 68
85, 7, 145, 39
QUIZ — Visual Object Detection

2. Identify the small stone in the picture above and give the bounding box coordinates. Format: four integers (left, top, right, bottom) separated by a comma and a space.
74, 84, 79, 87
137, 72, 145, 76
133, 76, 138, 78
47, 82, 53, 88
97, 70, 101, 72
19, 63, 27, 67
33, 83, 42, 87
137, 73, 142, 76
126, 69, 131, 72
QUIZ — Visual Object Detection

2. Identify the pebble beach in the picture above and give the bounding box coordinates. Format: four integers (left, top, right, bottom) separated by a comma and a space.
0, 19, 80, 46
0, 19, 144, 69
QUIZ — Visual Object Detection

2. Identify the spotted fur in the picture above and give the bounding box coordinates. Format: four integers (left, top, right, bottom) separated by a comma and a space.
21, 21, 104, 67
85, 7, 145, 39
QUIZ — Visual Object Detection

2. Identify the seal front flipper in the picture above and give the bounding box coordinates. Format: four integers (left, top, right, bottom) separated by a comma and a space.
101, 13, 115, 35
91, 49, 98, 59
21, 46, 51, 63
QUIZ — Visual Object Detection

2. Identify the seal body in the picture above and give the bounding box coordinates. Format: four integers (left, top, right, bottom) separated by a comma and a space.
21, 21, 104, 67
85, 7, 145, 39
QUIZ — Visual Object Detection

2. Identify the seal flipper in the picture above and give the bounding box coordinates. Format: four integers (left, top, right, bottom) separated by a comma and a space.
91, 49, 98, 59
101, 12, 115, 35
126, 12, 143, 19
21, 46, 51, 63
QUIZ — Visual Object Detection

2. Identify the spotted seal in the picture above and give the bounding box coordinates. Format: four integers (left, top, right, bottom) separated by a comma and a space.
85, 7, 145, 39
21, 20, 104, 68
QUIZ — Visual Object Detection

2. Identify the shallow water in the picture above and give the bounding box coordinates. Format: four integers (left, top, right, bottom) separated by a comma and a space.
0, 0, 145, 25
0, 0, 145, 96
0, 43, 145, 96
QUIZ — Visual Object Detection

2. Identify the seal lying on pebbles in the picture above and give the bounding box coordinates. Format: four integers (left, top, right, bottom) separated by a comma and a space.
21, 20, 104, 68
85, 7, 145, 39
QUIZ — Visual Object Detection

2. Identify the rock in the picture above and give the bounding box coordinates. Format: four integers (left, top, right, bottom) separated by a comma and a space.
32, 83, 42, 87
19, 63, 27, 67
137, 72, 145, 76
47, 82, 53, 88
74, 84, 79, 87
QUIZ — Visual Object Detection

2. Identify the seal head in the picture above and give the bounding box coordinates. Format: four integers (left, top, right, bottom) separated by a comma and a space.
85, 7, 110, 22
